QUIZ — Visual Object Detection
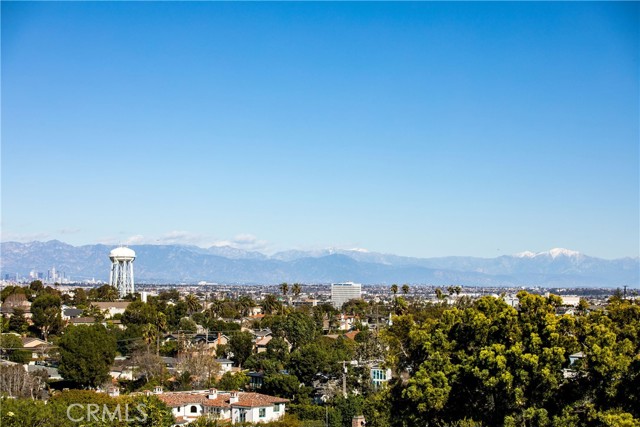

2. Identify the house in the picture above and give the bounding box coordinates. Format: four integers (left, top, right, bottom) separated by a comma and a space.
62, 308, 84, 320
248, 306, 263, 316
106, 319, 124, 329
22, 337, 51, 360
91, 301, 130, 318
563, 351, 586, 379
192, 332, 229, 351
252, 329, 272, 340
254, 336, 272, 353
110, 365, 135, 381
293, 299, 319, 308
338, 314, 358, 331
214, 359, 234, 374
569, 351, 585, 365
370, 365, 392, 390
156, 388, 288, 424
1, 293, 32, 318
27, 364, 62, 380
556, 307, 576, 316
69, 317, 96, 325
248, 371, 264, 390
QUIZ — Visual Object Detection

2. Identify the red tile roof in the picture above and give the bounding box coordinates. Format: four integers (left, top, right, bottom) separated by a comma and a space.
157, 391, 288, 409
344, 331, 361, 341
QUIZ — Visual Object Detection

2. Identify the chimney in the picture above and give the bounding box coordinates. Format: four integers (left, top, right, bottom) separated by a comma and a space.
229, 390, 239, 404
207, 388, 218, 399
352, 415, 366, 427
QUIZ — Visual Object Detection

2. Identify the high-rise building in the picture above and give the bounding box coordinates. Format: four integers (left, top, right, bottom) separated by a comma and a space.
331, 282, 362, 308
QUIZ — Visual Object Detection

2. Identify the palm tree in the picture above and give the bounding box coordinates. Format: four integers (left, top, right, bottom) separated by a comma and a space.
401, 284, 409, 295
207, 299, 224, 319
292, 283, 302, 298
279, 283, 289, 298
184, 294, 202, 315
142, 323, 157, 351
262, 294, 280, 315
155, 312, 168, 355
390, 284, 399, 312
237, 295, 255, 317
105, 286, 119, 302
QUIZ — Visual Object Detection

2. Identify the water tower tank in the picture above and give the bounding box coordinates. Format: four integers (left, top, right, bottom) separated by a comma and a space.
109, 247, 136, 298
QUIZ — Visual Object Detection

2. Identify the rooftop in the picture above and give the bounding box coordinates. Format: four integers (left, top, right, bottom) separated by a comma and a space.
156, 390, 288, 409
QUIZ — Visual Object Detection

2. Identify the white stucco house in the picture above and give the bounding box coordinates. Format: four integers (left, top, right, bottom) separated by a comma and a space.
155, 388, 288, 425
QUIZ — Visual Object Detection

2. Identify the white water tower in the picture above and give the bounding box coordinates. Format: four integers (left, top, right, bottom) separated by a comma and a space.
109, 247, 136, 298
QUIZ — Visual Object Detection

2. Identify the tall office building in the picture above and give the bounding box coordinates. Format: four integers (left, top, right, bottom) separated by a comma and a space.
331, 282, 362, 308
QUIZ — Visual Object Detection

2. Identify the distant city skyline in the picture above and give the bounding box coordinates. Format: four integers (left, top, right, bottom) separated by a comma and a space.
2, 2, 638, 259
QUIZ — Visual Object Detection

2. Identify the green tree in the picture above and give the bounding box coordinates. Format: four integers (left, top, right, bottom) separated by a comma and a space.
124, 394, 175, 427
289, 343, 331, 385
267, 336, 291, 363
122, 300, 158, 327
280, 283, 290, 298
7, 308, 28, 334
262, 294, 282, 315
229, 331, 254, 368
29, 280, 44, 293
292, 283, 302, 298
343, 299, 369, 318
184, 294, 202, 315
217, 371, 249, 390
58, 324, 117, 388
141, 323, 158, 351
401, 284, 409, 295
263, 373, 301, 399
237, 295, 256, 317
72, 288, 89, 307
1, 285, 29, 303
390, 284, 398, 297
0, 334, 30, 363
92, 284, 119, 301
31, 293, 62, 341
178, 317, 198, 333
282, 312, 318, 350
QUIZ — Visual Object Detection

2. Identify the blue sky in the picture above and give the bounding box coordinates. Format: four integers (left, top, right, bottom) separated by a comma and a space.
2, 2, 638, 259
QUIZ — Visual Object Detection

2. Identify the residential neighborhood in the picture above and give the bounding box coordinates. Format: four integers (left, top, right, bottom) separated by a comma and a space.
2, 278, 638, 426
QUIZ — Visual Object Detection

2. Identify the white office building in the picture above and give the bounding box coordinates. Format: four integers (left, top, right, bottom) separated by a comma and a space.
331, 282, 362, 308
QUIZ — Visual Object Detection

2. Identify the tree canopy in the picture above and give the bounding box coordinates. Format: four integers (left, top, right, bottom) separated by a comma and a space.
58, 324, 117, 388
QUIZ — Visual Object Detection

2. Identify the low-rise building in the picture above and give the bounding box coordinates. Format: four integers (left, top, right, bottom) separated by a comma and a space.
370, 365, 392, 390
214, 358, 234, 374
91, 301, 130, 318
22, 337, 51, 360
156, 388, 288, 424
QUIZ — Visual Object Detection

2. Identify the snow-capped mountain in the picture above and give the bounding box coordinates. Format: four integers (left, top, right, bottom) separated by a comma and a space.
515, 248, 583, 259
1, 241, 637, 287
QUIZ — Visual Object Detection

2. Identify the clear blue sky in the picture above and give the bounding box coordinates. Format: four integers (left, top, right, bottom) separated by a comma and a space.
2, 2, 638, 259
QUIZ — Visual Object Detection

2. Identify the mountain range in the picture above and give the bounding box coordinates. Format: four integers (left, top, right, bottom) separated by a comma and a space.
1, 240, 638, 287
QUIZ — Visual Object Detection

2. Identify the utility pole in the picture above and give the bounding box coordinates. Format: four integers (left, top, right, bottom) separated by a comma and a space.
342, 360, 347, 397
325, 405, 328, 427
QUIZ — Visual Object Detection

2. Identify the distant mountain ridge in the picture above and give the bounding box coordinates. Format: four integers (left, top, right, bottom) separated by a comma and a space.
1, 240, 638, 287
